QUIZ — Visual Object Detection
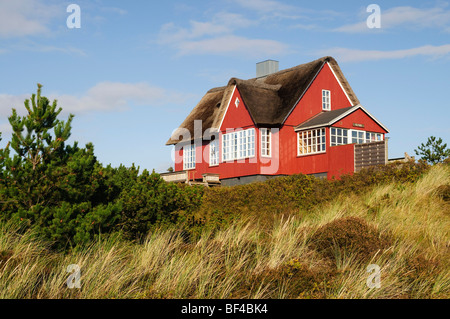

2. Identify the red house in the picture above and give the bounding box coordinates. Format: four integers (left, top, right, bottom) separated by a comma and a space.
163, 56, 389, 186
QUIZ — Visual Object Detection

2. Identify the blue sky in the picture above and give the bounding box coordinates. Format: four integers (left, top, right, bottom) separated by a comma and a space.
0, 0, 449, 173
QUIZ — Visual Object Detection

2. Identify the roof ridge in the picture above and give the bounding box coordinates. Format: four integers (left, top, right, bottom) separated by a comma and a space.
207, 86, 227, 93
228, 78, 282, 91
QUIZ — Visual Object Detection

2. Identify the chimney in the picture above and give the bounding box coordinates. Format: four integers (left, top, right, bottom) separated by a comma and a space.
256, 60, 279, 78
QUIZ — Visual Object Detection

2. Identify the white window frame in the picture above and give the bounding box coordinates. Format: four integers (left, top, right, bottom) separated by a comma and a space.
322, 90, 331, 111
366, 132, 383, 143
222, 128, 255, 162
297, 128, 326, 156
209, 139, 219, 167
351, 129, 365, 144
261, 128, 271, 157
183, 143, 196, 170
239, 130, 247, 159
330, 127, 349, 146
330, 128, 384, 146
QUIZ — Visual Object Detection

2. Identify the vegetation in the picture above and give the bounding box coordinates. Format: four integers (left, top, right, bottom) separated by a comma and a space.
0, 85, 448, 299
0, 163, 448, 299
0, 85, 204, 249
415, 136, 450, 165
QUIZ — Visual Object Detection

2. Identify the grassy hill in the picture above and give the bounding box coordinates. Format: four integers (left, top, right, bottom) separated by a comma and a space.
0, 162, 449, 299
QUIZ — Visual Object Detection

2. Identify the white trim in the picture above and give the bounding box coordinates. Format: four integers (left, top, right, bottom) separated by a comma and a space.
217, 85, 237, 132
327, 62, 353, 106
281, 62, 326, 124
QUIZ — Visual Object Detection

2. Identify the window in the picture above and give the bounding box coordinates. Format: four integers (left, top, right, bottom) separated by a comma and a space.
246, 129, 255, 158
298, 128, 326, 155
330, 128, 384, 146
222, 133, 232, 162
239, 130, 246, 158
183, 144, 196, 170
351, 130, 365, 144
209, 139, 219, 166
261, 128, 271, 157
322, 90, 331, 111
330, 128, 348, 146
366, 132, 383, 142
222, 128, 255, 161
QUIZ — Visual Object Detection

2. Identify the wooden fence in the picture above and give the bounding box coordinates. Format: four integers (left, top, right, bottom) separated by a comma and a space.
354, 140, 387, 172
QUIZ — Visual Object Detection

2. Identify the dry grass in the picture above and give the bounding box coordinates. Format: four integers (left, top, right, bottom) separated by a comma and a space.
0, 164, 448, 299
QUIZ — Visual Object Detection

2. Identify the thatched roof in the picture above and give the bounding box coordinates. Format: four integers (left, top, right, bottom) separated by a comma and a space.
166, 56, 359, 145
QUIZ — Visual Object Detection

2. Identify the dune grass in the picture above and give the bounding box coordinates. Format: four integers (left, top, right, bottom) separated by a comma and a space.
0, 164, 448, 299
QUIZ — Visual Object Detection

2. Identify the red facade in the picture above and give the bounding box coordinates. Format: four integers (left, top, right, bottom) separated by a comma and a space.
170, 58, 389, 183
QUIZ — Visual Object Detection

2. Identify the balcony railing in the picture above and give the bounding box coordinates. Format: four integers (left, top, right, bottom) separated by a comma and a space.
160, 171, 189, 183
160, 171, 221, 186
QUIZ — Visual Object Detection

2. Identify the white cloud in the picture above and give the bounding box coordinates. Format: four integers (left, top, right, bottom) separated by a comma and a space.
320, 44, 450, 62
158, 11, 288, 57
0, 82, 190, 118
159, 12, 255, 44
335, 5, 450, 33
177, 35, 288, 57
54, 82, 171, 114
0, 122, 12, 137
101, 6, 127, 15
230, 0, 298, 16
0, 0, 60, 38
0, 94, 29, 117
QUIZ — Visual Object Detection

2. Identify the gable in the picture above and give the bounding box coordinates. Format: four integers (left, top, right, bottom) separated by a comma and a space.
294, 105, 389, 133
219, 86, 255, 131
284, 62, 355, 127
333, 108, 389, 133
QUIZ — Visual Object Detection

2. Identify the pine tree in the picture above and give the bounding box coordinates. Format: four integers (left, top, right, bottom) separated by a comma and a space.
0, 84, 121, 248
415, 136, 450, 165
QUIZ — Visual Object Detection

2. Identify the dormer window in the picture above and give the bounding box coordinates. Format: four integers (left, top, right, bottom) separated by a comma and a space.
322, 90, 331, 111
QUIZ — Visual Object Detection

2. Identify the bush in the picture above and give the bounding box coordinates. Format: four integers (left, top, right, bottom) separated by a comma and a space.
309, 217, 392, 263
189, 161, 430, 232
